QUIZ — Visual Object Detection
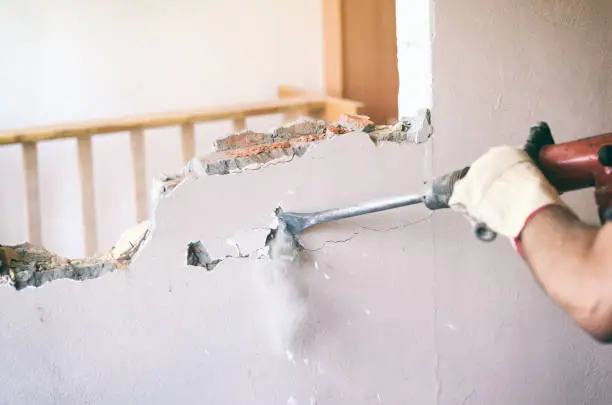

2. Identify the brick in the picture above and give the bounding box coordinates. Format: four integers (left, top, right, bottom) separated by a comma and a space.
226, 141, 292, 158
199, 134, 326, 175
339, 114, 375, 132
325, 125, 350, 137
213, 131, 274, 152
197, 115, 420, 177
293, 133, 326, 143
214, 118, 328, 153
272, 119, 327, 142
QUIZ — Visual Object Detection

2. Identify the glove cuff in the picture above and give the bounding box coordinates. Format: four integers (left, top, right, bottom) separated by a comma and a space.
513, 202, 561, 258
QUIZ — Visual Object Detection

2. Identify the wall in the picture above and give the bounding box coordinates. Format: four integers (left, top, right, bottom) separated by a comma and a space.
0, 121, 438, 404
431, 0, 612, 403
0, 0, 324, 258
2, 1, 612, 405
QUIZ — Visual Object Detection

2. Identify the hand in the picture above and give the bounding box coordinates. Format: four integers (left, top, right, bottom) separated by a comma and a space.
448, 145, 565, 244
449, 145, 612, 342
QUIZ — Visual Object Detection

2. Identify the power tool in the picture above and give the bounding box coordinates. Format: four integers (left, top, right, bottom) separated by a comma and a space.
277, 122, 612, 240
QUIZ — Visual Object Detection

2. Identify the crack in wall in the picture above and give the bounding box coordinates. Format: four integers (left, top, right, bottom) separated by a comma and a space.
185, 211, 433, 272
302, 214, 434, 252
1, 110, 432, 291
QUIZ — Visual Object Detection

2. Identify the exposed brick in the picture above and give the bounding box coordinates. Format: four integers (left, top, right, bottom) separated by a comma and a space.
214, 118, 328, 153
325, 125, 350, 136
214, 130, 273, 152
200, 116, 406, 176
226, 141, 292, 158
339, 114, 375, 132
199, 134, 326, 175
293, 133, 326, 143
272, 119, 327, 142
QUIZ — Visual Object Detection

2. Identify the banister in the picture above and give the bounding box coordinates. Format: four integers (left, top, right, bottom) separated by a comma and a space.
0, 97, 328, 146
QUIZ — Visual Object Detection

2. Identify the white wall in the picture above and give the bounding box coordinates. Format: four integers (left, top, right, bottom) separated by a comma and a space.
430, 0, 612, 403
396, 0, 432, 118
0, 0, 324, 257
4, 1, 612, 404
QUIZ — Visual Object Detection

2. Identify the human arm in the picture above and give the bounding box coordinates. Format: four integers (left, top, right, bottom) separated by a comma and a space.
449, 145, 612, 342
519, 205, 612, 342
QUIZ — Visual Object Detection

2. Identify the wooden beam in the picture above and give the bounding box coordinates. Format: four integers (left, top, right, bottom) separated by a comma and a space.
0, 98, 328, 146
324, 98, 362, 122
22, 142, 42, 246
323, 0, 344, 97
232, 117, 247, 132
278, 86, 363, 121
77, 134, 98, 255
130, 128, 148, 223
180, 123, 196, 164
295, 107, 310, 118
278, 86, 319, 99
341, 0, 399, 123
283, 110, 297, 123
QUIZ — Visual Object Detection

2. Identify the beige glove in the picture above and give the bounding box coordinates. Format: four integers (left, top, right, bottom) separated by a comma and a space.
449, 145, 565, 241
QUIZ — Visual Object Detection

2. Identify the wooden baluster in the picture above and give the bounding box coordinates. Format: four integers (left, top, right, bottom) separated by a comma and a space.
181, 123, 196, 164
284, 107, 310, 124
324, 99, 360, 122
308, 107, 325, 120
283, 109, 298, 123
295, 107, 310, 119
22, 142, 42, 246
77, 134, 98, 255
130, 128, 148, 223
233, 117, 247, 132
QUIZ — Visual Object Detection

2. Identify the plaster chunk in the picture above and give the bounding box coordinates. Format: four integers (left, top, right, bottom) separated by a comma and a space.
1, 243, 128, 290
369, 108, 432, 145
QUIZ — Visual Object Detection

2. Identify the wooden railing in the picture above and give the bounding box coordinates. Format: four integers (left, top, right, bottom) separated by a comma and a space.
0, 86, 362, 256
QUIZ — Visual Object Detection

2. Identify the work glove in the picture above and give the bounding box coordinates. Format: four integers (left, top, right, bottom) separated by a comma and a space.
448, 145, 565, 248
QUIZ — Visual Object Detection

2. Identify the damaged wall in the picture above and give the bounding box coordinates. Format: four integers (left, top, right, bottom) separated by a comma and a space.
0, 116, 438, 404
2, 1, 612, 405
431, 0, 612, 404
0, 0, 324, 257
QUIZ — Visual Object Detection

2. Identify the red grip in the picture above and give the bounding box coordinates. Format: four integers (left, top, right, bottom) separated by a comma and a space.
538, 133, 612, 222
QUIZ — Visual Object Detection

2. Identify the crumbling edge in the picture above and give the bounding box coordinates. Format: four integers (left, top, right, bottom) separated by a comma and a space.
0, 111, 432, 290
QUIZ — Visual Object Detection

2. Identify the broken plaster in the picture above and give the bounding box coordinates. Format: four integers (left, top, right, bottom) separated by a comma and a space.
0, 110, 432, 290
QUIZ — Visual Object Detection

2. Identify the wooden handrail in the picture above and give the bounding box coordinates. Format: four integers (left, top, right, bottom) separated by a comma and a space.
0, 97, 328, 146
277, 85, 363, 122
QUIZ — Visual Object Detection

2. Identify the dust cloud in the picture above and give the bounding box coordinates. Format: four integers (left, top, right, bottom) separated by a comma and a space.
252, 227, 308, 354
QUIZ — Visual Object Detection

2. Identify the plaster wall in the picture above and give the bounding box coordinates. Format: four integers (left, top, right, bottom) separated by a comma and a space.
431, 0, 612, 403
2, 1, 612, 405
1, 130, 437, 404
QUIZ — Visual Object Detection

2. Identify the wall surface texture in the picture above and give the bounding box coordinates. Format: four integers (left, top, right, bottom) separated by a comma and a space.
2, 1, 612, 405
0, 0, 324, 258
431, 0, 612, 403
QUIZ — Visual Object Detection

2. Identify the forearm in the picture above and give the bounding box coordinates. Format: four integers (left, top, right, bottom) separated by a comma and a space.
519, 205, 612, 340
